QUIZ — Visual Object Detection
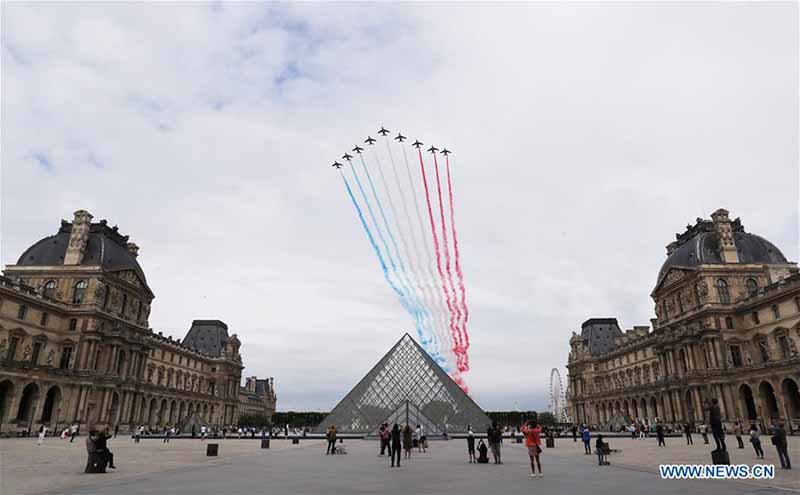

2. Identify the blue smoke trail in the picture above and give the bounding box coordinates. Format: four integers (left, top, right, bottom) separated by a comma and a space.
354, 154, 445, 367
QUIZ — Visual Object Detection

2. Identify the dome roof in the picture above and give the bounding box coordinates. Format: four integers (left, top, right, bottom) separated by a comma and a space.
17, 220, 148, 284
656, 217, 787, 285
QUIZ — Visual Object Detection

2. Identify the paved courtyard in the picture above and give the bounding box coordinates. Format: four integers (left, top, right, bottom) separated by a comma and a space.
1, 435, 797, 494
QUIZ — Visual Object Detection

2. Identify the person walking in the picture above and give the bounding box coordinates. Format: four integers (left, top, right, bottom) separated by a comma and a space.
656, 421, 666, 447
134, 425, 141, 444
466, 426, 476, 463
69, 423, 78, 443
684, 422, 693, 445
113, 424, 119, 438
734, 421, 744, 449
200, 425, 207, 440
402, 424, 413, 459
749, 424, 764, 459
771, 421, 791, 469
706, 399, 726, 452
581, 426, 591, 454
521, 419, 543, 478
37, 425, 48, 446
379, 423, 390, 456
700, 423, 709, 444
416, 424, 427, 453
163, 427, 171, 443
390, 423, 402, 467
325, 425, 337, 455
487, 421, 503, 464
571, 424, 578, 442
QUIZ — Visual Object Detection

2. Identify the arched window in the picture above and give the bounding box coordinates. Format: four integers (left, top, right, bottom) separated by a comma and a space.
121, 294, 128, 316
72, 280, 87, 304
745, 278, 758, 296
677, 292, 685, 313
43, 280, 57, 298
136, 301, 142, 322
102, 287, 110, 308
716, 279, 730, 304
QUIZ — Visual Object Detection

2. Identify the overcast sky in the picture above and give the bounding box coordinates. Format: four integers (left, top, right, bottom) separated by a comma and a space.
2, 2, 797, 411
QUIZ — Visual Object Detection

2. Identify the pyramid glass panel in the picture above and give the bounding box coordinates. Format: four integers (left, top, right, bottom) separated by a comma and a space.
313, 334, 491, 435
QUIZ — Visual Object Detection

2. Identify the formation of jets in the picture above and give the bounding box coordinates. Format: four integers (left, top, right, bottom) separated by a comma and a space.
333, 127, 451, 170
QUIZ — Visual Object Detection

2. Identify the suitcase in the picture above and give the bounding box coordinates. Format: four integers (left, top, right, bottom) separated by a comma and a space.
711, 449, 730, 465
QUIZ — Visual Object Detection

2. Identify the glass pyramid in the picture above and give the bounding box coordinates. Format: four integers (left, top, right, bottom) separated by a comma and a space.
313, 333, 491, 435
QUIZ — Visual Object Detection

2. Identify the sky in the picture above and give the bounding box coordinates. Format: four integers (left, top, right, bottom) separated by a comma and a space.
1, 2, 797, 412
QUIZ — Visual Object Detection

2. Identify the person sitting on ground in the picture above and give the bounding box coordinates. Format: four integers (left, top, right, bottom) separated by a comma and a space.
476, 438, 489, 463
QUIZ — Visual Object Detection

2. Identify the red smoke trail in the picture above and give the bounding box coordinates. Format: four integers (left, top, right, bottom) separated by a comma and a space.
431, 152, 467, 372
445, 154, 470, 363
417, 148, 462, 375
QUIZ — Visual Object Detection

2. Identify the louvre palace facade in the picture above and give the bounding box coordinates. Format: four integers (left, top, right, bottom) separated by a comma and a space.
567, 209, 800, 432
0, 210, 275, 435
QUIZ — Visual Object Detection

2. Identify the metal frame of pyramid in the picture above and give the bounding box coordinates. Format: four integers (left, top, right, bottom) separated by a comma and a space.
313, 333, 491, 435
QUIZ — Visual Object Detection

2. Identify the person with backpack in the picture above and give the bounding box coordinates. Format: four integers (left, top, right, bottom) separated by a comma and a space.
771, 420, 791, 469
521, 419, 543, 478
581, 426, 591, 454
325, 425, 337, 455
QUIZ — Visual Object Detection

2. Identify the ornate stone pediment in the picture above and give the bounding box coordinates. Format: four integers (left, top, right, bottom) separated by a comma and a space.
654, 267, 697, 294
117, 269, 146, 290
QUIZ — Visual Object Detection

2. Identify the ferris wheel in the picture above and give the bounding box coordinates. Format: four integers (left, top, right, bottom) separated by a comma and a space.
549, 368, 568, 423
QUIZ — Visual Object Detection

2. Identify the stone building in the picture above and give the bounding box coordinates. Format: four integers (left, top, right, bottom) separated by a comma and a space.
0, 210, 262, 434
238, 376, 277, 421
567, 209, 800, 432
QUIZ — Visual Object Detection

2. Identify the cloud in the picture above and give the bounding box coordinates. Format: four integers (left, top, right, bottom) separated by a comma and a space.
2, 2, 797, 411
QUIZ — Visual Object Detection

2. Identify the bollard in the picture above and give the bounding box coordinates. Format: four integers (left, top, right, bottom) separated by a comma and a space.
546, 437, 555, 448
261, 438, 270, 449
292, 437, 299, 445
206, 443, 219, 456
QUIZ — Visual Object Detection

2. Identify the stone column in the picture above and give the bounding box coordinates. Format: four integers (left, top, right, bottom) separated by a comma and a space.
713, 340, 725, 369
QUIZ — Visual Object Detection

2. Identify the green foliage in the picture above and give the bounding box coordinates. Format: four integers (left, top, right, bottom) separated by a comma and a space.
270, 411, 328, 428
238, 415, 272, 428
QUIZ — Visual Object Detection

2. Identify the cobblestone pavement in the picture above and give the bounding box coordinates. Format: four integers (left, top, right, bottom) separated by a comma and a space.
0, 435, 797, 494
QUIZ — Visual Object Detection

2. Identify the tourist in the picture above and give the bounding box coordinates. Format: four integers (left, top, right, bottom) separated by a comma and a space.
734, 421, 744, 449
700, 422, 709, 444
37, 425, 47, 446
683, 422, 693, 445
596, 434, 608, 465
164, 427, 171, 443
749, 424, 764, 459
771, 420, 791, 469
571, 424, 578, 442
466, 425, 476, 463
61, 427, 69, 440
656, 421, 665, 447
96, 429, 116, 469
390, 423, 402, 467
402, 424, 413, 459
114, 424, 119, 438
629, 424, 636, 440
642, 420, 649, 438
379, 423, 390, 456
581, 426, 591, 454
325, 425, 337, 454
487, 421, 503, 464
69, 423, 79, 443
706, 399, 726, 452
521, 419, 543, 478
200, 425, 207, 440
416, 424, 427, 453
634, 422, 641, 440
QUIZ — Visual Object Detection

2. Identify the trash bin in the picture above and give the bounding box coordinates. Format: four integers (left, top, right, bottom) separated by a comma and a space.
546, 438, 555, 448
206, 443, 219, 456
261, 438, 270, 449
292, 437, 299, 445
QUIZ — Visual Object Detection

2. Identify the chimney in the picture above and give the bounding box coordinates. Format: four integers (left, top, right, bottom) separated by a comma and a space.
64, 210, 93, 265
711, 208, 739, 263
126, 242, 140, 258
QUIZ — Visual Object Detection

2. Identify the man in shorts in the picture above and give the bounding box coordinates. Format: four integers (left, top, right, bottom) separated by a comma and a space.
521, 419, 543, 478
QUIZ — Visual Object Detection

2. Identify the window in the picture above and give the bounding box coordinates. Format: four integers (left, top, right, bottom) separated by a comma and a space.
730, 345, 743, 367
31, 342, 42, 364
17, 305, 28, 320
771, 305, 780, 320
716, 279, 730, 304
69, 319, 77, 331
7, 336, 19, 360
59, 346, 73, 369
72, 280, 87, 304
725, 317, 734, 330
40, 312, 49, 327
745, 278, 758, 296
757, 339, 769, 363
103, 287, 110, 308
663, 301, 670, 319
43, 280, 57, 298
751, 312, 760, 325
778, 335, 791, 359
677, 293, 685, 313
136, 301, 142, 322
121, 294, 128, 316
